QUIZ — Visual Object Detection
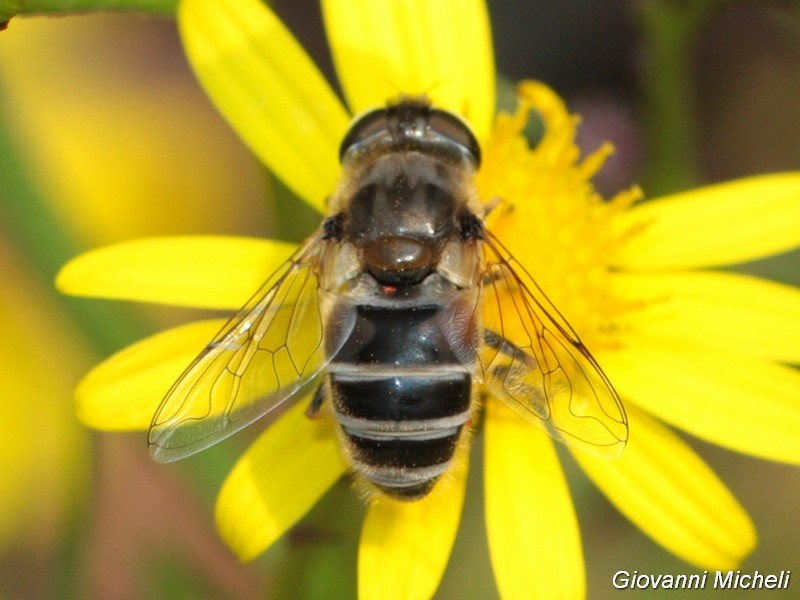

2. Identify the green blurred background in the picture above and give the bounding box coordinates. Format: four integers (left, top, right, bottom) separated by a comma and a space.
0, 1, 798, 598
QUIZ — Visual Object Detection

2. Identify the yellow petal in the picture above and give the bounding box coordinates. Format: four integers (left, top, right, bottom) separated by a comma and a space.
76, 320, 224, 430
322, 0, 495, 139
359, 459, 468, 600
178, 0, 350, 209
484, 399, 584, 600
600, 334, 800, 463
57, 236, 295, 310
614, 270, 800, 363
216, 398, 346, 561
614, 173, 800, 270
574, 406, 756, 570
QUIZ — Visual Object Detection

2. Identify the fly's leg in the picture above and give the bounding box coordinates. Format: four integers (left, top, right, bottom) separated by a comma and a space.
305, 384, 326, 419
483, 329, 537, 369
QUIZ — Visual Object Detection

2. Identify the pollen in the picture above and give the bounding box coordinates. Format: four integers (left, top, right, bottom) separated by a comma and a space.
477, 81, 642, 349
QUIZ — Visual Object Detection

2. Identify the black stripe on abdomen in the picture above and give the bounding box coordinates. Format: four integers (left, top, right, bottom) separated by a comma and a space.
331, 374, 471, 422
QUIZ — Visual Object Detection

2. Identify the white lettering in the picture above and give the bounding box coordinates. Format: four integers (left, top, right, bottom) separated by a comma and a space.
715, 570, 792, 589
612, 570, 709, 589
715, 571, 734, 588
689, 572, 708, 588
612, 571, 629, 589
611, 570, 791, 591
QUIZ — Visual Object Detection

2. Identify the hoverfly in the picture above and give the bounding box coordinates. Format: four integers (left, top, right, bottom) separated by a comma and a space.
148, 98, 628, 499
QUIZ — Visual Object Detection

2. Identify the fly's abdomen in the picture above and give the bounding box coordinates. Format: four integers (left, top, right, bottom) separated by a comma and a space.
328, 300, 473, 500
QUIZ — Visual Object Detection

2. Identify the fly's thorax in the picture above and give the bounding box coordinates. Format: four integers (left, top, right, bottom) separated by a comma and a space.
323, 97, 485, 287
330, 152, 472, 285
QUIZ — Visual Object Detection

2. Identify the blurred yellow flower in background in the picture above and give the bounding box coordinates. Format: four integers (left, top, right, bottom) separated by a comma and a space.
0, 11, 271, 598
0, 242, 89, 589
55, 0, 800, 599
0, 13, 268, 248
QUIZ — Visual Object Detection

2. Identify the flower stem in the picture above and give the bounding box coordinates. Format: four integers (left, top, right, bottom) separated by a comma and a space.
635, 0, 732, 196
2, 0, 176, 24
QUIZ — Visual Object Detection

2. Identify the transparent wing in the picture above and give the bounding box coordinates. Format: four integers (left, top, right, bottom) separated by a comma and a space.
148, 230, 355, 462
466, 231, 627, 458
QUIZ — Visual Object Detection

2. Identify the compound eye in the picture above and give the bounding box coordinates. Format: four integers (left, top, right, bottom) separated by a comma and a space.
339, 108, 388, 161
428, 109, 481, 166
338, 102, 482, 167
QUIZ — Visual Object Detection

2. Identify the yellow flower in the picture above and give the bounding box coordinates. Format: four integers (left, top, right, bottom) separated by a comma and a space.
0, 241, 90, 556
0, 13, 267, 247
57, 0, 800, 598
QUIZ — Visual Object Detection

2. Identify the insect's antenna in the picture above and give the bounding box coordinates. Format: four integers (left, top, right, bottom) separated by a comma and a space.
422, 80, 479, 128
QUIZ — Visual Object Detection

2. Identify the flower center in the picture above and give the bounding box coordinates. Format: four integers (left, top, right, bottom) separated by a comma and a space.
476, 81, 642, 350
